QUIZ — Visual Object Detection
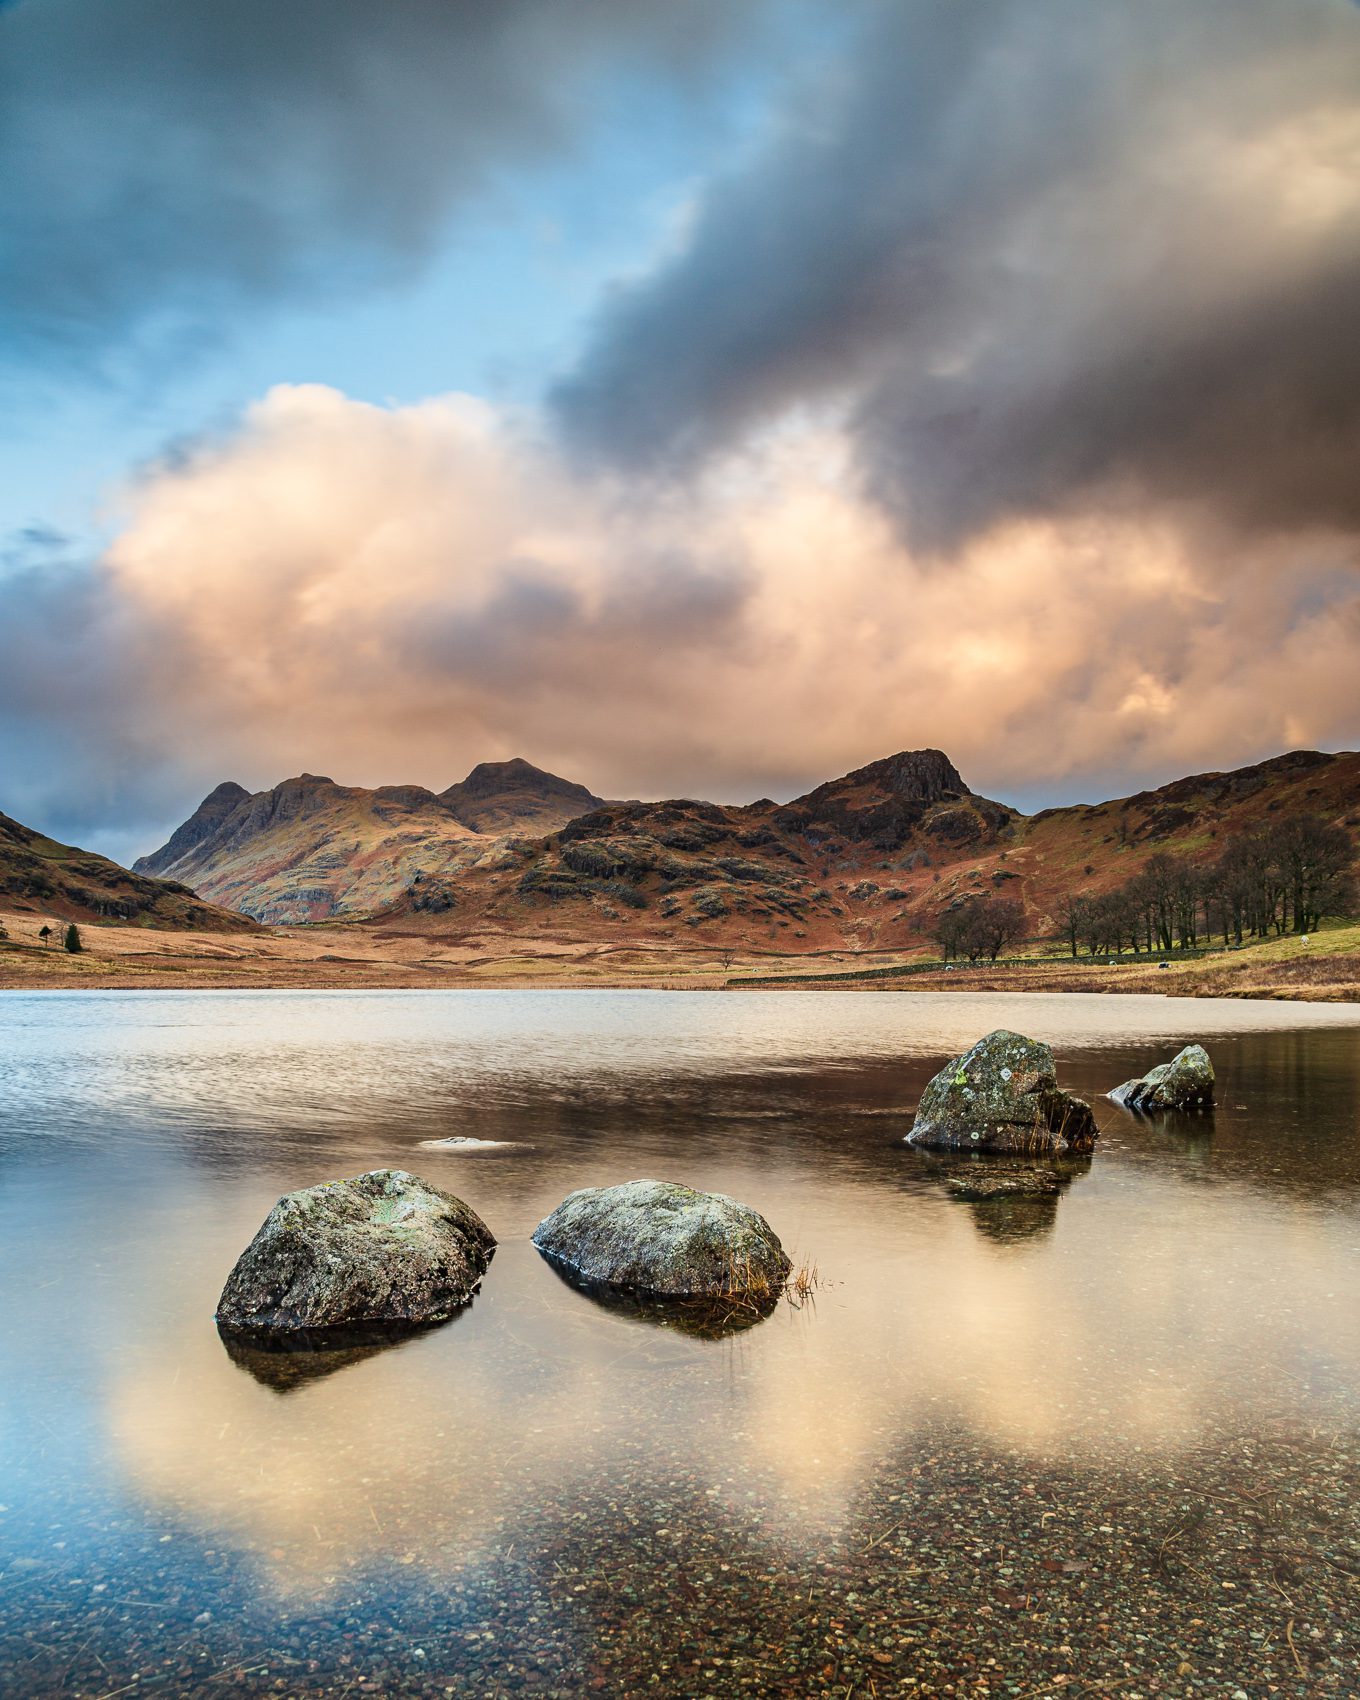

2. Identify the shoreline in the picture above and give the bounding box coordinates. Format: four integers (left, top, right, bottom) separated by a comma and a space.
2, 965, 1356, 1003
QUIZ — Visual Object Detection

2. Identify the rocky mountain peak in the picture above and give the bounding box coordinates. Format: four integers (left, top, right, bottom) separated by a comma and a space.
440, 758, 603, 834
839, 748, 969, 802
133, 779, 251, 877
775, 748, 994, 852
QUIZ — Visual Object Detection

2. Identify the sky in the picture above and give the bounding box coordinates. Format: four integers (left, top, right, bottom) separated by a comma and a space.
2, 0, 1358, 864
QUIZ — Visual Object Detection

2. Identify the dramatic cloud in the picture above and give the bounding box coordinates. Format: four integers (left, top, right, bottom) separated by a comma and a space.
2, 385, 1357, 854
554, 0, 1360, 551
0, 0, 752, 370
2, 1, 1357, 856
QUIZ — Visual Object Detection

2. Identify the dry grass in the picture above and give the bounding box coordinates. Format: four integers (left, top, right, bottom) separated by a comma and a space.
665, 1249, 824, 1334
785, 1259, 822, 1310
4, 901, 1355, 1001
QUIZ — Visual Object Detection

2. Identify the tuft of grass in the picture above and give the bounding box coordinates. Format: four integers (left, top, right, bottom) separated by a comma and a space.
666, 1246, 826, 1330
785, 1259, 822, 1309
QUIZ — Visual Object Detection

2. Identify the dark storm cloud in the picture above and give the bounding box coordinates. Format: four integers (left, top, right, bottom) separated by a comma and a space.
553, 0, 1360, 550
0, 0, 752, 370
0, 532, 195, 844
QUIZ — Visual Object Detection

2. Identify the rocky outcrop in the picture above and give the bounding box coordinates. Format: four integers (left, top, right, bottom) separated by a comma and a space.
1110, 1045, 1215, 1112
532, 1179, 790, 1299
216, 1169, 495, 1336
907, 1030, 1099, 1155
774, 749, 1017, 852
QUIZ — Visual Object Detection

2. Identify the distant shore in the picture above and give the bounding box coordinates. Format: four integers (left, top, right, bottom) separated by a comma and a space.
2, 907, 1356, 1001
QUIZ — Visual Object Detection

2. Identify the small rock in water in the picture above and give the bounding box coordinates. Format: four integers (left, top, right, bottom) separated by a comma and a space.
943, 1167, 1065, 1201
418, 1136, 527, 1152
906, 1030, 1098, 1155
216, 1168, 495, 1336
532, 1179, 790, 1299
1109, 1044, 1214, 1112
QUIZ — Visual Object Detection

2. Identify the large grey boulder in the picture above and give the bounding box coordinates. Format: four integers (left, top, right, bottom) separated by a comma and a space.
216, 1169, 495, 1336
906, 1030, 1098, 1155
1110, 1044, 1214, 1112
532, 1179, 790, 1300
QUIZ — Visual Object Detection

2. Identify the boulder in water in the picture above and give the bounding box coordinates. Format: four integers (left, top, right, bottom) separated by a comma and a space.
216, 1169, 495, 1336
532, 1179, 790, 1299
1110, 1044, 1215, 1112
906, 1030, 1098, 1155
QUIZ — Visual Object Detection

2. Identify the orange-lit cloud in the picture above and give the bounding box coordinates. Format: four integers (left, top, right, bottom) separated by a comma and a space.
1, 379, 1342, 847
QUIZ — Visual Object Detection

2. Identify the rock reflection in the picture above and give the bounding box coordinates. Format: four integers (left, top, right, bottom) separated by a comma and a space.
218, 1318, 453, 1394
536, 1250, 781, 1340
912, 1153, 1092, 1245
960, 1187, 1063, 1244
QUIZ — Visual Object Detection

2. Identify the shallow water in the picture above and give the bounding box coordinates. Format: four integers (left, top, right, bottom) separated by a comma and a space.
1, 989, 1358, 1696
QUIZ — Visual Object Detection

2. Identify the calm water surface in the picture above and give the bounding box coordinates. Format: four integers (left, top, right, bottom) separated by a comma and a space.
2, 989, 1358, 1696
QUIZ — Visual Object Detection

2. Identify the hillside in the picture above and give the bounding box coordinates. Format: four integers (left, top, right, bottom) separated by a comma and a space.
0, 810, 254, 932
367, 747, 1360, 953
134, 760, 604, 924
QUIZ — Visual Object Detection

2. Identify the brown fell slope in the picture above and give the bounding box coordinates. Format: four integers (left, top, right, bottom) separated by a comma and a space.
0, 809, 255, 932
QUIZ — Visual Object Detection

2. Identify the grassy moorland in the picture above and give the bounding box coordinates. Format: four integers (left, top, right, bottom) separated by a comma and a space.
2, 906, 1356, 1000
732, 921, 1360, 1002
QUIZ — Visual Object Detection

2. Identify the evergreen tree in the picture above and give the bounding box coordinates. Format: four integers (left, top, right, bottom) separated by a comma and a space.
63, 923, 82, 953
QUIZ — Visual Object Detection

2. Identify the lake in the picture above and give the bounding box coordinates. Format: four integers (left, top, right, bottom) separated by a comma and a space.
2, 989, 1358, 1697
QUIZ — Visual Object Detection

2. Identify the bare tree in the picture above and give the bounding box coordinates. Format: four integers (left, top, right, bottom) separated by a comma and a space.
1053, 892, 1091, 959
936, 895, 1027, 962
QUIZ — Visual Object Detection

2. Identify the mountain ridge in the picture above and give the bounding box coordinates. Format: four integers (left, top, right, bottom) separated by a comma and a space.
130, 744, 1360, 942
133, 758, 605, 924
370, 745, 1360, 952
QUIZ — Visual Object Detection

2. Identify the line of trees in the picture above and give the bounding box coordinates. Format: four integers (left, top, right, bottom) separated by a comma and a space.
1054, 815, 1354, 958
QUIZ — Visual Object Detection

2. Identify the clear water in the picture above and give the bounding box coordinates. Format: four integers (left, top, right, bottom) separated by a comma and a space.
2, 989, 1358, 1696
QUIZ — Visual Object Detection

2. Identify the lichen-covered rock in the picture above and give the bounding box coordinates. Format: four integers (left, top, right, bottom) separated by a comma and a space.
216, 1169, 495, 1335
532, 1179, 790, 1299
906, 1030, 1098, 1155
1110, 1044, 1214, 1112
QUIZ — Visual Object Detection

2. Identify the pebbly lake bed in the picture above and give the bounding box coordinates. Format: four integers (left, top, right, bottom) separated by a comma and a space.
1, 988, 1358, 1697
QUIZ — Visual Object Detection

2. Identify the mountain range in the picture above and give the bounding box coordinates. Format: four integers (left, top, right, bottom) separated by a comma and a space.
133, 758, 604, 923
131, 745, 1359, 947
